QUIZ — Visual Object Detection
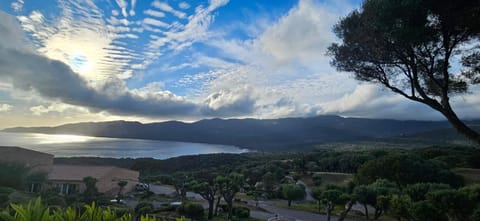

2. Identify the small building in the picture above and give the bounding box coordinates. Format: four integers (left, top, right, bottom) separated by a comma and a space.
48, 165, 139, 196
0, 146, 139, 196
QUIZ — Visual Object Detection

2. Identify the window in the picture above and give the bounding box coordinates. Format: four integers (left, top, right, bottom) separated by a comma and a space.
56, 183, 79, 195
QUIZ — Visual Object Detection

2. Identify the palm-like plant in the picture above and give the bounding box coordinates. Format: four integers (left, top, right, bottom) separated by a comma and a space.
0, 198, 131, 221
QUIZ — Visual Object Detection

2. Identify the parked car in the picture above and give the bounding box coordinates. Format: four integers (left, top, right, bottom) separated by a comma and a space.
110, 198, 126, 204
135, 183, 149, 191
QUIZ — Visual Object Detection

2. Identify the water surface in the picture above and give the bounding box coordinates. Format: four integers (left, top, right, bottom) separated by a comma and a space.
0, 132, 247, 159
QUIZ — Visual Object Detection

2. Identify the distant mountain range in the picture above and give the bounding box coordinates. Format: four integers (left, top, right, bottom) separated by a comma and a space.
3, 115, 478, 150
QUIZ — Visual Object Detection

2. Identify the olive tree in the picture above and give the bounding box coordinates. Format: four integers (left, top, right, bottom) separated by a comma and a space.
328, 0, 480, 145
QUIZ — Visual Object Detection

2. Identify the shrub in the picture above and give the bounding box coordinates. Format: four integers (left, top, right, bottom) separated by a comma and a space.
177, 202, 204, 221
44, 195, 66, 207
0, 162, 29, 189
135, 202, 154, 216
233, 206, 250, 218
312, 174, 323, 186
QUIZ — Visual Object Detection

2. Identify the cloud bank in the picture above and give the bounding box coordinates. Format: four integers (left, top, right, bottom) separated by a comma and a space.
0, 11, 201, 117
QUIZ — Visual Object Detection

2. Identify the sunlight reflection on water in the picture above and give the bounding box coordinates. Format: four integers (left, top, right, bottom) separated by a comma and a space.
0, 132, 248, 159
34, 134, 96, 144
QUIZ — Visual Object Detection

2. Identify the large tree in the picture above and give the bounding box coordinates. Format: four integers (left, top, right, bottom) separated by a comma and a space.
216, 173, 244, 220
190, 179, 218, 219
328, 0, 480, 145
281, 184, 306, 207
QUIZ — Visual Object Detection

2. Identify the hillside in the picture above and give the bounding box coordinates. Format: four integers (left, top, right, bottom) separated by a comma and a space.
3, 115, 476, 149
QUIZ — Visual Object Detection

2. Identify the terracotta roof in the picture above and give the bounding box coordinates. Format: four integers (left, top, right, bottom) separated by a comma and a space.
48, 165, 133, 181
0, 146, 54, 158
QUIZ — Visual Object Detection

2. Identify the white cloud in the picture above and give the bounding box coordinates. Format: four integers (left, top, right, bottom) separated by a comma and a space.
0, 104, 13, 112
115, 0, 128, 17
188, 0, 358, 118
130, 0, 137, 16
256, 0, 339, 65
152, 1, 187, 19
143, 18, 169, 28
10, 0, 24, 11
179, 2, 191, 10
30, 103, 88, 116
144, 0, 229, 67
144, 9, 166, 18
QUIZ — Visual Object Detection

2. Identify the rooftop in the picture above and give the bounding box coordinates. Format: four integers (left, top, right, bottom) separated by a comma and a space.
0, 146, 54, 158
48, 165, 136, 181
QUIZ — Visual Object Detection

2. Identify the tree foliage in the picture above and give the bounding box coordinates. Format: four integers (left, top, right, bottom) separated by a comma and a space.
355, 154, 463, 187
0, 162, 30, 190
82, 177, 99, 204
281, 184, 305, 207
328, 0, 480, 144
216, 173, 244, 220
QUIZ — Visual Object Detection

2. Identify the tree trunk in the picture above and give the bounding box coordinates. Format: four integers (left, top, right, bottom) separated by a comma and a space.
227, 201, 233, 220
288, 200, 292, 207
442, 107, 480, 146
338, 201, 354, 221
214, 196, 221, 216
374, 208, 382, 220
327, 209, 332, 221
208, 200, 214, 219
326, 202, 333, 221
181, 189, 187, 200
364, 204, 369, 220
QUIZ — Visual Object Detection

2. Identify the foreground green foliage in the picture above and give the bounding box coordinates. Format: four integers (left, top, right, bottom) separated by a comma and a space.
0, 198, 131, 221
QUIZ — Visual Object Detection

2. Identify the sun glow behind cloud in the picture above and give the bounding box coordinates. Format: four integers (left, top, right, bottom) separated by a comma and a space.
0, 0, 479, 129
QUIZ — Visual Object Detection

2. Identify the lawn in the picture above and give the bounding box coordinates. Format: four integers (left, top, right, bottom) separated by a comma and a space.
453, 168, 480, 185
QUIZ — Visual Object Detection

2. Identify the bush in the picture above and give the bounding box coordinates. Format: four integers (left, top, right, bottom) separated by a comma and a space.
0, 186, 15, 207
312, 174, 323, 186
233, 206, 250, 218
471, 206, 480, 221
135, 202, 154, 216
139, 190, 155, 199
44, 195, 66, 207
177, 202, 204, 221
0, 162, 29, 189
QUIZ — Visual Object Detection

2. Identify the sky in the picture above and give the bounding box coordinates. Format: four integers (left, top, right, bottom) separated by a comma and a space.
0, 0, 478, 128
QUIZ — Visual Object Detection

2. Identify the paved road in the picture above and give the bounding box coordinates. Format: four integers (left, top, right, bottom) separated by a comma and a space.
252, 200, 354, 221
149, 184, 203, 200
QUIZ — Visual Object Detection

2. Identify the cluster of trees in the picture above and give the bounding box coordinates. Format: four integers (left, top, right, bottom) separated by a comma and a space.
152, 172, 247, 220
306, 149, 480, 221
313, 179, 480, 221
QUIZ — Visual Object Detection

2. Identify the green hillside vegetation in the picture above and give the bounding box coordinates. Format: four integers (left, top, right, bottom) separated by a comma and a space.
2, 145, 480, 221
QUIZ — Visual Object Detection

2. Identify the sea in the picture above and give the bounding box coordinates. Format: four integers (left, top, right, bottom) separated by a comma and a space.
0, 132, 248, 159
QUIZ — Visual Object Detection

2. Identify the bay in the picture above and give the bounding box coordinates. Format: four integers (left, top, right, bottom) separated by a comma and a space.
0, 132, 247, 159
